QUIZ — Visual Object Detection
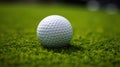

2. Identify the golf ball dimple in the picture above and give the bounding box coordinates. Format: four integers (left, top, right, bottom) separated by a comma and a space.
37, 15, 73, 47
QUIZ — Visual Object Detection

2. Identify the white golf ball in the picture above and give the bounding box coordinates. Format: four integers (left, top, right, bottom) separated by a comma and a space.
37, 15, 73, 47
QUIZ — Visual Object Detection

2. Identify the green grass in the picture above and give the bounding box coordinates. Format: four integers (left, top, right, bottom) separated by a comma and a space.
0, 4, 120, 67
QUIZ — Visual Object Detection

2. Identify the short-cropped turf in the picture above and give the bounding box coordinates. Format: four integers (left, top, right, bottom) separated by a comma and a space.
0, 4, 120, 67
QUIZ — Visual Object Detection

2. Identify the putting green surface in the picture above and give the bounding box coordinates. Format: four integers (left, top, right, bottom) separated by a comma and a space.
0, 4, 120, 67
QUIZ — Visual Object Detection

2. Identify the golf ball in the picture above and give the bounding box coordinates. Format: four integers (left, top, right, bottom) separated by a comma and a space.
37, 15, 73, 47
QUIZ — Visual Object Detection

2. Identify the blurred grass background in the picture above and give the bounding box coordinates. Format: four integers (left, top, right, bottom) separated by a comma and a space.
0, 3, 120, 67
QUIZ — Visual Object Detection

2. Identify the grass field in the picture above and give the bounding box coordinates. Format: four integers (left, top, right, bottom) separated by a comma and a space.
0, 4, 120, 67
